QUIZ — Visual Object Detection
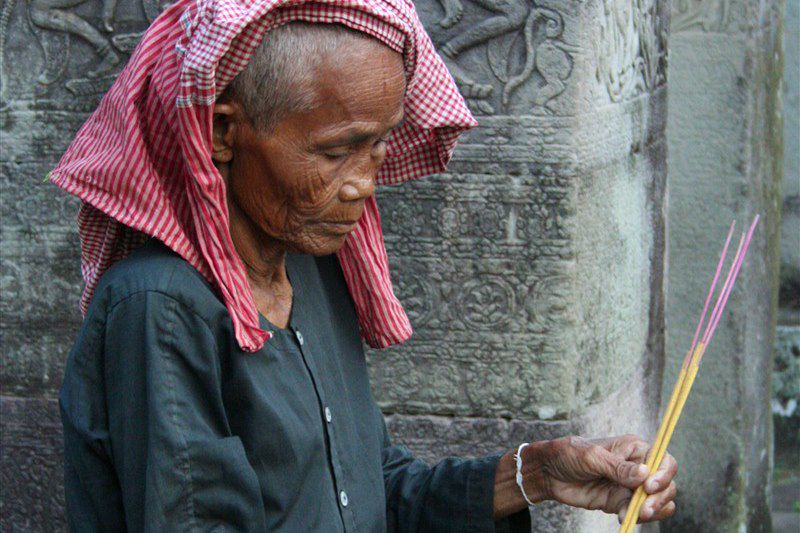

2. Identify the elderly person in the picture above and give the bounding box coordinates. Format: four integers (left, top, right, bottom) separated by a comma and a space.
51, 0, 677, 531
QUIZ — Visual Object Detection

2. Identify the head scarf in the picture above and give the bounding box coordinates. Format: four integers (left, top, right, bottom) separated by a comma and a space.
49, 0, 476, 353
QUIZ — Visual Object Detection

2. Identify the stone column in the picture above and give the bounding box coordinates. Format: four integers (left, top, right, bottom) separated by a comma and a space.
368, 1, 670, 530
663, 0, 784, 530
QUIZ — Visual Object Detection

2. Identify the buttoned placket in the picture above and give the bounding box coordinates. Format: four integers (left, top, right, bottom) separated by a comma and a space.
291, 324, 356, 532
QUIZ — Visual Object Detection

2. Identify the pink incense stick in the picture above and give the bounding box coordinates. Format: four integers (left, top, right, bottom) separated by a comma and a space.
682, 221, 736, 369
700, 215, 760, 350
699, 232, 747, 347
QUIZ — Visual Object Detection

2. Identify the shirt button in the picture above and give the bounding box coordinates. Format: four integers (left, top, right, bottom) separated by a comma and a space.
324, 406, 332, 423
339, 490, 349, 507
295, 330, 304, 346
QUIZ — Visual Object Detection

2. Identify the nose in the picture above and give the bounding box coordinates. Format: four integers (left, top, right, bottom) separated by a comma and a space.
338, 175, 375, 202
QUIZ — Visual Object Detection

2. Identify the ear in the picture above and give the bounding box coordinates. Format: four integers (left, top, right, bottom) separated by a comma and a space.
212, 102, 239, 164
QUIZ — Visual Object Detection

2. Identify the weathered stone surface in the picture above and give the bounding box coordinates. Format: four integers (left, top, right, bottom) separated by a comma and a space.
773, 326, 800, 416
664, 0, 784, 530
371, 0, 669, 420
0, 397, 66, 533
779, 0, 799, 314
1, 0, 160, 399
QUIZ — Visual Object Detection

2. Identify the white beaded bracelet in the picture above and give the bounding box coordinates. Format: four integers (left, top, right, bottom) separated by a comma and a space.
514, 442, 536, 507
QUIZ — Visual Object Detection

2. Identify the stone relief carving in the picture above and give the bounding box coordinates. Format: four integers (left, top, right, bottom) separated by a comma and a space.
595, 0, 668, 102
112, 0, 172, 50
378, 166, 574, 336
0, 0, 15, 105
28, 0, 121, 83
434, 0, 578, 114
458, 277, 516, 329
0, 0, 171, 100
671, 0, 731, 32
6, 0, 576, 112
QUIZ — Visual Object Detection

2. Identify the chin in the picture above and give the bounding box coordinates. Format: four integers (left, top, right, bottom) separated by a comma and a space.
292, 234, 349, 256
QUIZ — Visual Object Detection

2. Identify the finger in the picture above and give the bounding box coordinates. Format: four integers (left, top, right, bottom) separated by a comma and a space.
646, 453, 679, 493
592, 434, 647, 460
638, 500, 676, 523
586, 444, 649, 489
617, 501, 631, 525
625, 439, 651, 463
638, 481, 677, 522
651, 501, 677, 522
605, 486, 633, 515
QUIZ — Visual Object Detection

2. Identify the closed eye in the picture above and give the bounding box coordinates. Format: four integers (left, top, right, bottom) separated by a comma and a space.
322, 147, 352, 160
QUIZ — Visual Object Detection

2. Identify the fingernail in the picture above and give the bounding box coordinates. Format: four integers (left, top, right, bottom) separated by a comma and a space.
637, 464, 649, 477
618, 509, 627, 524
647, 476, 660, 491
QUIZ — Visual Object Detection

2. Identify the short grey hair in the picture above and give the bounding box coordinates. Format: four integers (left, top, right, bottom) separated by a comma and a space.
225, 22, 379, 133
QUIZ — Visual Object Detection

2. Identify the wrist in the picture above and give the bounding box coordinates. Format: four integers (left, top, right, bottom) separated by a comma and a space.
493, 441, 552, 519
519, 440, 551, 504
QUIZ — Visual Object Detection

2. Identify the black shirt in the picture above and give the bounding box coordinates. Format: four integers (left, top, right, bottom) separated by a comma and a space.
59, 238, 531, 532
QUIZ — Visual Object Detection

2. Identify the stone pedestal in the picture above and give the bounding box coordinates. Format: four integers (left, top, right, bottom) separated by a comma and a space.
369, 1, 670, 530
663, 0, 784, 530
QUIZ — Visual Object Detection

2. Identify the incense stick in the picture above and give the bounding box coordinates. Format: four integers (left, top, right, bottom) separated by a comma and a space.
618, 216, 759, 532
619, 227, 740, 532
620, 232, 747, 532
683, 222, 735, 367
701, 216, 760, 349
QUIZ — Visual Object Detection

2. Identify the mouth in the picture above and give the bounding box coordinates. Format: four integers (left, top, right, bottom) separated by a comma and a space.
319, 220, 359, 234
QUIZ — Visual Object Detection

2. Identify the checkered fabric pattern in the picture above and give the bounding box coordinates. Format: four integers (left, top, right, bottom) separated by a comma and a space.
49, 0, 476, 352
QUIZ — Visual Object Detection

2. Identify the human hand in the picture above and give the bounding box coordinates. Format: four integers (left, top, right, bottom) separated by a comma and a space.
520, 434, 677, 524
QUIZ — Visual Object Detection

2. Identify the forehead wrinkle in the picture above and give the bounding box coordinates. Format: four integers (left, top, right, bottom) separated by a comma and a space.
316, 109, 405, 136
302, 72, 404, 146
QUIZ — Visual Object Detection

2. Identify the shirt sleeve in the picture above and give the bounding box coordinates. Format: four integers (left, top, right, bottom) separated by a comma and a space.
101, 291, 267, 532
379, 417, 531, 533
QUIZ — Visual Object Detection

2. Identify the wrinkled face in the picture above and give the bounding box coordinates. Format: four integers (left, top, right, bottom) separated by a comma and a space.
219, 40, 406, 256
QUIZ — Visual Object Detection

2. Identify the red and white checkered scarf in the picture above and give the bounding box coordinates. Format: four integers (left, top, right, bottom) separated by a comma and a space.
49, 0, 475, 352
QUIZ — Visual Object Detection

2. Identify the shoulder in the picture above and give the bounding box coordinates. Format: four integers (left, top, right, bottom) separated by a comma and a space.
89, 238, 226, 326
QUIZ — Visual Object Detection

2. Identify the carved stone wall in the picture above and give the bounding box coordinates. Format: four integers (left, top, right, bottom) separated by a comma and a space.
0, 2, 169, 530
1, 1, 669, 531
663, 0, 784, 530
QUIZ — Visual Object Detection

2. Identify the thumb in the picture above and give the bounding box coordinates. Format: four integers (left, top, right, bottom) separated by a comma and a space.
587, 445, 650, 489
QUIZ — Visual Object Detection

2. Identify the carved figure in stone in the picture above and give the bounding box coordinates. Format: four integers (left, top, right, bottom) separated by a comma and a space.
436, 0, 575, 113
595, 0, 667, 102
27, 0, 120, 83
459, 277, 515, 329
525, 17, 578, 108
437, 0, 464, 28
0, 0, 15, 105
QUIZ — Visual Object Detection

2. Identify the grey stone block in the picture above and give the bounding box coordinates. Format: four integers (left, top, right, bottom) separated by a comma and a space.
0, 396, 66, 533
664, 0, 784, 530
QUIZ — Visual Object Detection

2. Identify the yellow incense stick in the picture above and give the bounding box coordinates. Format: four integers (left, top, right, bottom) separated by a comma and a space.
619, 360, 688, 532
621, 361, 699, 533
619, 343, 704, 532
